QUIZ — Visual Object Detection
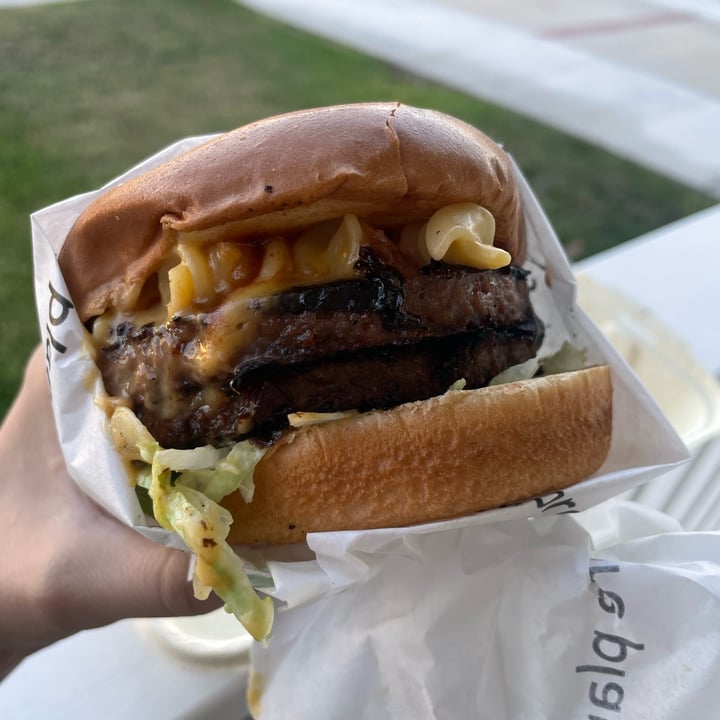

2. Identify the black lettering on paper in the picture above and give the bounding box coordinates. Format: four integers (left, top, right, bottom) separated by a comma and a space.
592, 631, 645, 663
534, 490, 577, 514
598, 589, 625, 618
589, 681, 624, 712
589, 564, 620, 582
46, 324, 68, 354
48, 281, 73, 326
575, 665, 625, 677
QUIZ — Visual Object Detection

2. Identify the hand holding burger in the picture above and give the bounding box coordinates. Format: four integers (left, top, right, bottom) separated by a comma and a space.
56, 103, 612, 641
0, 348, 220, 681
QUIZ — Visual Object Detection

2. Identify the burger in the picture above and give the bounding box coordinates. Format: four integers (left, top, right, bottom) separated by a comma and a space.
58, 103, 612, 640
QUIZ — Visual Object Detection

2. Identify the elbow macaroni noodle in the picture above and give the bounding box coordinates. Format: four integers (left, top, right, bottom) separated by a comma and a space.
425, 203, 510, 270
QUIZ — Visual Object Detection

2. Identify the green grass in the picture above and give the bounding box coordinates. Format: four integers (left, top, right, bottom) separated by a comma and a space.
0, 0, 714, 418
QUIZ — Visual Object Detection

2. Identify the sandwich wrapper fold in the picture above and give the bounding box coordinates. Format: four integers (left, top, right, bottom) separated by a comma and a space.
32, 136, 716, 718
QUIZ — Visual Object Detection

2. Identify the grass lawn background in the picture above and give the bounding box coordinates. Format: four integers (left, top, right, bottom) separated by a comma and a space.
0, 0, 713, 418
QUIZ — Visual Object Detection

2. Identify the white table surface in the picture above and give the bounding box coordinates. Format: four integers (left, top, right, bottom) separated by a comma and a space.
0, 618, 251, 719
3, 205, 718, 718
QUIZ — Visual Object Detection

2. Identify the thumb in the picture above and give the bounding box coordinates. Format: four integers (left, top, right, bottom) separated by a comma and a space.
110, 530, 225, 619
62, 520, 224, 633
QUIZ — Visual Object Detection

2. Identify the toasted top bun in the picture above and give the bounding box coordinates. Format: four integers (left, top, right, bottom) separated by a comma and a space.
224, 365, 613, 545
59, 102, 524, 322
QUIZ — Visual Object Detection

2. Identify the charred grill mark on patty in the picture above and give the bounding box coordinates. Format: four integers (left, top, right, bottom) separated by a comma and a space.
274, 246, 418, 331
96, 252, 543, 448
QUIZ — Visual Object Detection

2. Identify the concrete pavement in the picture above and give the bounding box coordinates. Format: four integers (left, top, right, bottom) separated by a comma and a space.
239, 0, 720, 197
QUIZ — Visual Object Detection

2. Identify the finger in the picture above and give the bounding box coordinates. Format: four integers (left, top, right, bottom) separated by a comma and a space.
49, 520, 224, 636
103, 530, 224, 620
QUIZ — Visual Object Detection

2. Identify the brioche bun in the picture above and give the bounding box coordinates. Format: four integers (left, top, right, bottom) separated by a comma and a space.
225, 365, 612, 544
60, 102, 524, 323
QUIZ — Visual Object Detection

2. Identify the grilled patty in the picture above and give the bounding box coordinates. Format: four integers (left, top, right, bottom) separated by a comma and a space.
98, 257, 543, 448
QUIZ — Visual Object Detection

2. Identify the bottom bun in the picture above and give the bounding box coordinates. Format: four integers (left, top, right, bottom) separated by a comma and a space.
224, 365, 612, 545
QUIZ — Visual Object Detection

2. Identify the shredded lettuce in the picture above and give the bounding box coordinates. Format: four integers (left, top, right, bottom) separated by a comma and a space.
488, 357, 541, 386
154, 442, 264, 504
489, 341, 589, 386
109, 406, 273, 642
539, 340, 589, 376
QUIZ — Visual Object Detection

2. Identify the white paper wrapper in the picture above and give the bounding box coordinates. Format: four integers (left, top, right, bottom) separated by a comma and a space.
250, 501, 720, 719
31, 135, 691, 717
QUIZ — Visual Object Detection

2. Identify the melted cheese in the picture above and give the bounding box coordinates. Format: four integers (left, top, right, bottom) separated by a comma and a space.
164, 214, 366, 320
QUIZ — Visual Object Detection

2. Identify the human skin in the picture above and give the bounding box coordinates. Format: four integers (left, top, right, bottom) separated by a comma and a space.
0, 348, 220, 680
